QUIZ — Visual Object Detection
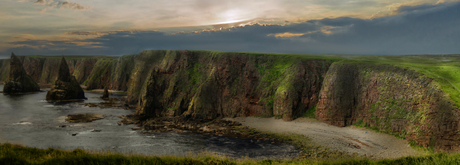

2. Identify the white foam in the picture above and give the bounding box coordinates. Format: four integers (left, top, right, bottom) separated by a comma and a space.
130, 144, 158, 147
56, 116, 66, 122
12, 121, 32, 125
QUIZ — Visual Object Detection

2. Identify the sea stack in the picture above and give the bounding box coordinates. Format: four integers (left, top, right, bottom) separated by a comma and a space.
101, 85, 109, 99
46, 56, 85, 101
3, 52, 40, 94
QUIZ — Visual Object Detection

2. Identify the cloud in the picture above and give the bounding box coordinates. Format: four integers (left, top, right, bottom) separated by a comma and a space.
268, 32, 310, 38
33, 0, 90, 12
65, 30, 147, 37
60, 1, 90, 10
2, 1, 460, 56
267, 31, 320, 38
34, 0, 53, 5
65, 41, 101, 46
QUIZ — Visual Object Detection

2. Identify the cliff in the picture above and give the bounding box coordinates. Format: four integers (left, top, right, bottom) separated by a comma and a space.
134, 50, 331, 120
0, 51, 459, 151
0, 56, 125, 90
316, 62, 459, 151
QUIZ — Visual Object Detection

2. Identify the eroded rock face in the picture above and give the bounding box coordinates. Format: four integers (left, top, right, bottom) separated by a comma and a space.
134, 50, 331, 121
46, 57, 85, 101
3, 52, 40, 94
316, 63, 460, 151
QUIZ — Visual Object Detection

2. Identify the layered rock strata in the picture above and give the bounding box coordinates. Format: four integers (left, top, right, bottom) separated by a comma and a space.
134, 50, 330, 121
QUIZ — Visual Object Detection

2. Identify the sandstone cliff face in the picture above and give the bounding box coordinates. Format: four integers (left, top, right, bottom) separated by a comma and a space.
0, 56, 126, 90
3, 53, 40, 94
134, 50, 331, 120
46, 57, 85, 101
85, 59, 115, 90
316, 62, 460, 151
2, 51, 460, 151
111, 55, 135, 91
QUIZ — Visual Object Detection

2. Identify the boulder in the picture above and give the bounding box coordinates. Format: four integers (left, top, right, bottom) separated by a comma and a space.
46, 57, 85, 101
3, 52, 40, 94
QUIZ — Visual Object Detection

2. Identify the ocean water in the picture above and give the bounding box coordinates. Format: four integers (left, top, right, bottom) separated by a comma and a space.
0, 85, 299, 159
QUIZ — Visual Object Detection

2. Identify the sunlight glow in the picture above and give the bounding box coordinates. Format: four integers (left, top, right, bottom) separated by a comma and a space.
214, 9, 252, 25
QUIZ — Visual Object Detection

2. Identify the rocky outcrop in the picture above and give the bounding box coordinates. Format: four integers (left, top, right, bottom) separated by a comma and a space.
0, 56, 120, 89
66, 113, 104, 123
316, 63, 460, 151
3, 53, 40, 94
134, 50, 331, 121
102, 85, 109, 99
46, 57, 85, 101
85, 59, 114, 90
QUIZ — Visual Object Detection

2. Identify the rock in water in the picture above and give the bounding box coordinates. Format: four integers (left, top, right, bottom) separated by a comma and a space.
102, 85, 109, 99
65, 113, 104, 123
46, 56, 85, 101
3, 52, 40, 94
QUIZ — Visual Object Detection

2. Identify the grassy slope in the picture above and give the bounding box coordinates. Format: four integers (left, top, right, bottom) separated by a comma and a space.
339, 55, 460, 108
2, 143, 460, 165
26, 55, 116, 60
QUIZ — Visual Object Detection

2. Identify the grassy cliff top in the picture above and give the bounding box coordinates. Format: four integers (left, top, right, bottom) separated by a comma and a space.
25, 55, 117, 59
129, 50, 460, 108
336, 55, 460, 108
194, 51, 460, 108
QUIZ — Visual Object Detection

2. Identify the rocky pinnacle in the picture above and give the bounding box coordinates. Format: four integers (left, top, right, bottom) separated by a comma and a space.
58, 56, 72, 82
3, 52, 40, 94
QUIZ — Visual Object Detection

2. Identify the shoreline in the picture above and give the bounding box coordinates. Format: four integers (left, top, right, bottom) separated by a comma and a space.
119, 115, 361, 160
226, 117, 425, 159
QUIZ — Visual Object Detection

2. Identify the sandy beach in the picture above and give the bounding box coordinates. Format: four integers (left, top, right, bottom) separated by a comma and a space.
226, 117, 425, 159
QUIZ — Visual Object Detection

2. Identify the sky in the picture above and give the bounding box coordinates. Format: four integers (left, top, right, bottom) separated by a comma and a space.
1, 0, 459, 56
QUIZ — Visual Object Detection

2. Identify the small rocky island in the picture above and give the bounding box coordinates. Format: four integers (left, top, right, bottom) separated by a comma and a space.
66, 113, 104, 123
3, 52, 40, 94
101, 85, 109, 99
46, 57, 86, 101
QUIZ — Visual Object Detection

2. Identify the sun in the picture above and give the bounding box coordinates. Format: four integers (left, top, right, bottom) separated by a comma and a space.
214, 9, 251, 25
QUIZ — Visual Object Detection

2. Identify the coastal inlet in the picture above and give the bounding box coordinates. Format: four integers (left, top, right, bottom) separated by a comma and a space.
0, 85, 299, 159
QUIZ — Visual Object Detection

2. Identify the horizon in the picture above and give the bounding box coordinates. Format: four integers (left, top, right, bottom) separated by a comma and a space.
2, 49, 460, 58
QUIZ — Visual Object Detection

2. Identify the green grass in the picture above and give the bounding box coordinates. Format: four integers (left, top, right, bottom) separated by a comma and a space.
26, 55, 116, 59
302, 106, 317, 119
338, 55, 460, 108
3, 143, 460, 165
190, 51, 460, 112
